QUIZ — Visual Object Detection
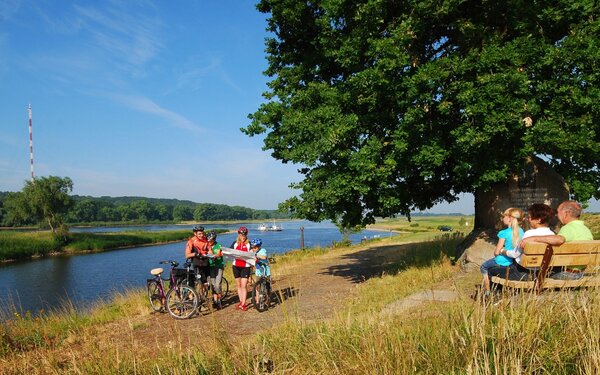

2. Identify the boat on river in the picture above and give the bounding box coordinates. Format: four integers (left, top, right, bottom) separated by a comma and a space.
257, 223, 283, 231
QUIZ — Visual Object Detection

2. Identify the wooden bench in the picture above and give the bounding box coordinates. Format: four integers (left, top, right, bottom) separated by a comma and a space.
491, 241, 600, 293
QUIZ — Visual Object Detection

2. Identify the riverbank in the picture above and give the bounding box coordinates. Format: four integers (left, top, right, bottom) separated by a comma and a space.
2, 232, 599, 374
0, 229, 226, 263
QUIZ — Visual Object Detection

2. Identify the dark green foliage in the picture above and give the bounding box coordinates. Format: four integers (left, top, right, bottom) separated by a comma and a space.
3, 177, 73, 232
1, 193, 290, 227
246, 0, 600, 228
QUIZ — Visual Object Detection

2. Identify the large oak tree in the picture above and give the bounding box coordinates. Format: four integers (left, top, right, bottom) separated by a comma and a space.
244, 0, 600, 229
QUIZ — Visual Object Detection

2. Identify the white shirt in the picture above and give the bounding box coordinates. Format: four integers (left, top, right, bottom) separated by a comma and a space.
505, 227, 555, 264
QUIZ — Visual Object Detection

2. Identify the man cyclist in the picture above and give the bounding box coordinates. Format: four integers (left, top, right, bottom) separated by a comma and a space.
184, 225, 210, 294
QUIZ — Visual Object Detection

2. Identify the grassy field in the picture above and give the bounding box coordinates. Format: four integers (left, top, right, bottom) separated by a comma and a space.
1, 232, 599, 374
374, 213, 600, 238
0, 230, 199, 261
370, 214, 474, 233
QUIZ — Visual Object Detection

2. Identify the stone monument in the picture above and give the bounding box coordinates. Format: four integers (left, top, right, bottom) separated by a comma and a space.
457, 156, 569, 270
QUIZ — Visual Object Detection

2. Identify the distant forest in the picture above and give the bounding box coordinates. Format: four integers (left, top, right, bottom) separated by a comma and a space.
0, 192, 290, 226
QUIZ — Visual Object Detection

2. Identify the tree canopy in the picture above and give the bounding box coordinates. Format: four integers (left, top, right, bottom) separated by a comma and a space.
4, 176, 74, 232
244, 0, 600, 228
0, 190, 290, 227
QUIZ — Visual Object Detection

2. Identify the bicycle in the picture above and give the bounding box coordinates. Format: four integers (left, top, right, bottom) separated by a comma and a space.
182, 260, 230, 310
146, 260, 199, 319
251, 257, 275, 312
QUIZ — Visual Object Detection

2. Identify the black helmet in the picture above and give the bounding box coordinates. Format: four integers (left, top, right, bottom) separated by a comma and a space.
192, 225, 204, 232
206, 231, 217, 241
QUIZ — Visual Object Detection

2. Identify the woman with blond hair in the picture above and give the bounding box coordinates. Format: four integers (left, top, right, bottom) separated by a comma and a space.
231, 226, 252, 311
479, 207, 524, 296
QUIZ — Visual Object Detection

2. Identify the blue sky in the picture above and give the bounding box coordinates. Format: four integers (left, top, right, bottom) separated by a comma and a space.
2, 1, 593, 214
0, 1, 306, 210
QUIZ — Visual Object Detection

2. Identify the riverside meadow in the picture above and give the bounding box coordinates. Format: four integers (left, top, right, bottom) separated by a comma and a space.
1, 215, 599, 374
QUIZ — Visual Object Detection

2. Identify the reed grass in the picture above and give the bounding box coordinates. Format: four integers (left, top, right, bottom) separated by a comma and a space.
64, 230, 191, 251
240, 279, 600, 374
0, 231, 62, 261
0, 230, 194, 261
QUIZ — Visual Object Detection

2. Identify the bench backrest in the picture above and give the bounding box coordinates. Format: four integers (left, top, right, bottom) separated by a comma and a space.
520, 241, 600, 269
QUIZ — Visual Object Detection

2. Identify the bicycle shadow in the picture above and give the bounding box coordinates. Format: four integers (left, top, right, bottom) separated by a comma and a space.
269, 285, 299, 308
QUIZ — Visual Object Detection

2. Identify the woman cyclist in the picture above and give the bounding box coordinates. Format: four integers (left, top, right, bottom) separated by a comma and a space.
232, 226, 251, 311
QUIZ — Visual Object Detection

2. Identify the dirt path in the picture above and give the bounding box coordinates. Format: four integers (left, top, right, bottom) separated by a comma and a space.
91, 239, 471, 354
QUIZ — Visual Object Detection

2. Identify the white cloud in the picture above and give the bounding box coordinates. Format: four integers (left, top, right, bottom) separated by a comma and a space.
170, 56, 243, 95
109, 93, 202, 132
73, 3, 163, 67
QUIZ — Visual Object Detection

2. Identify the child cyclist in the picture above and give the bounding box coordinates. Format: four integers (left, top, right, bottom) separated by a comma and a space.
250, 238, 271, 309
206, 231, 224, 309
480, 207, 524, 296
250, 238, 270, 278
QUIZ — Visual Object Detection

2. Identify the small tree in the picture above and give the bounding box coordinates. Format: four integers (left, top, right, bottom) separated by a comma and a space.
17, 176, 74, 232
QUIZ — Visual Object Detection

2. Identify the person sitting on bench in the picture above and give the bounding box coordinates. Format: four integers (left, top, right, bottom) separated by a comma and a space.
487, 203, 555, 281
519, 200, 593, 280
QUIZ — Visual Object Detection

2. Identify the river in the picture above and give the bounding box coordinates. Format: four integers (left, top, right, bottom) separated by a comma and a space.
0, 221, 387, 315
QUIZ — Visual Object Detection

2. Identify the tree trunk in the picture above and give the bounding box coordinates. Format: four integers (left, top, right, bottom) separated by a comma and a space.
47, 216, 55, 233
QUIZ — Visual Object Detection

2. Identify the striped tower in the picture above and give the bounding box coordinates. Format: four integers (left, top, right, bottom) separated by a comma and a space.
28, 104, 35, 181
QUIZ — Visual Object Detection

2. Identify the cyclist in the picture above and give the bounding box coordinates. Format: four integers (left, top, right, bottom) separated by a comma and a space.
232, 226, 251, 311
251, 238, 270, 278
251, 238, 272, 310
206, 231, 224, 309
184, 225, 210, 295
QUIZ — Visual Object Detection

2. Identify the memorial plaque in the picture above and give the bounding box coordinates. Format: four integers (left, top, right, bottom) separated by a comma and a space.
474, 157, 569, 229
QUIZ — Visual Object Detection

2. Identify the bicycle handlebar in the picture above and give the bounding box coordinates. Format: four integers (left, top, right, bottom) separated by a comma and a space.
159, 260, 179, 267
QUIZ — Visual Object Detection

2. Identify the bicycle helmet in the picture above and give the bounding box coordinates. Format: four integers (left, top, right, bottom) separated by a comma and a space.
206, 231, 217, 241
237, 226, 248, 235
192, 225, 205, 232
250, 238, 262, 248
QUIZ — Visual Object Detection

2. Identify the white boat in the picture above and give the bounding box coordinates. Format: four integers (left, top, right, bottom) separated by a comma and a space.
257, 223, 269, 231
269, 224, 282, 231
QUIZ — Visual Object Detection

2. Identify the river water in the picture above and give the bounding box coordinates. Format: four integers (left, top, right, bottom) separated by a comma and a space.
0, 221, 387, 315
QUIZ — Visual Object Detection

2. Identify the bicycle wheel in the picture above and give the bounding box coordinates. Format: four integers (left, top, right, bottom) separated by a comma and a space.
221, 277, 230, 299
166, 284, 199, 319
146, 279, 164, 312
252, 278, 270, 312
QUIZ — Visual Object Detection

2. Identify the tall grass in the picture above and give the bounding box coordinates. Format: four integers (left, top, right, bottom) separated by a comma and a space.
64, 230, 190, 251
235, 290, 599, 374
0, 230, 194, 261
0, 231, 62, 261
